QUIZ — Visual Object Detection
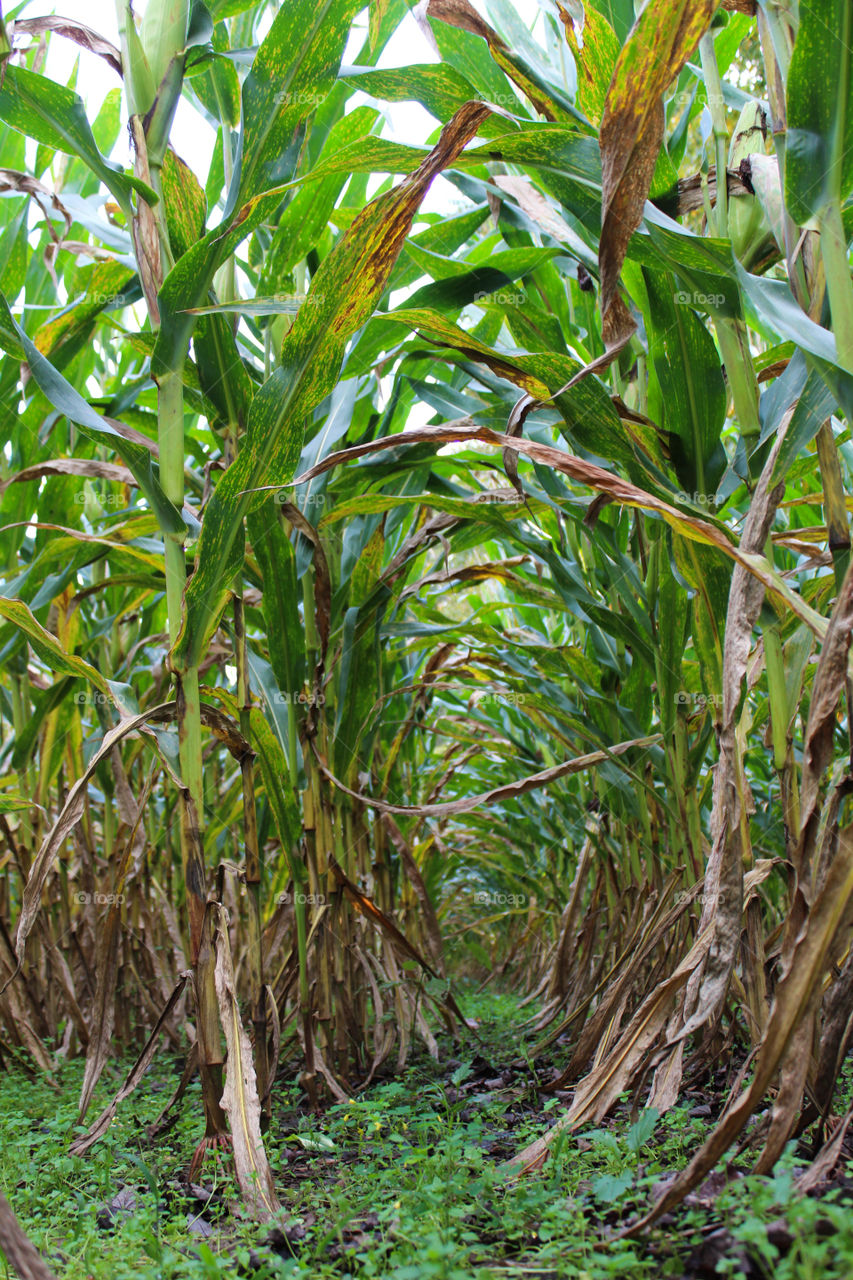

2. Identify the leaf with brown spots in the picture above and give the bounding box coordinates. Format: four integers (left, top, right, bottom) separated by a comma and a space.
558, 2, 620, 129
426, 0, 581, 125
173, 100, 492, 672
598, 0, 717, 346
260, 419, 827, 636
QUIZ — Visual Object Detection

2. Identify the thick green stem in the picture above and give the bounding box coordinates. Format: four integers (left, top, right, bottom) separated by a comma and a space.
699, 33, 728, 236
158, 372, 204, 818
815, 419, 851, 589
715, 316, 762, 457
819, 203, 853, 375
115, 0, 227, 1154
763, 625, 788, 774
159, 374, 186, 642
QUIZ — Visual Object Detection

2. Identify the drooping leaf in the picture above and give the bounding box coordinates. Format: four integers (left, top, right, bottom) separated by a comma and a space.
227, 0, 362, 210
0, 290, 185, 535
0, 65, 155, 212
598, 0, 717, 344
173, 101, 494, 673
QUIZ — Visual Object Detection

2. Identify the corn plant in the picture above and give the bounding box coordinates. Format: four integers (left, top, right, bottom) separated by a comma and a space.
1, 0, 853, 1232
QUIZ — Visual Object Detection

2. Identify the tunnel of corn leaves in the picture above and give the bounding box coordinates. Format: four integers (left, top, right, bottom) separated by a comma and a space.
0, 0, 852, 1239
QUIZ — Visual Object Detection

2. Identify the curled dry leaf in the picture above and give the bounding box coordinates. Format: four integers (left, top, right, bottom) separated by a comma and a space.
310, 731, 661, 818
9, 699, 248, 972
10, 17, 122, 75
279, 419, 828, 636
70, 976, 190, 1156
796, 1105, 853, 1192
11, 705, 178, 961
211, 905, 280, 1221
0, 458, 135, 495
0, 167, 71, 238
598, 0, 717, 345
511, 922, 716, 1174
676, 421, 790, 1051
78, 772, 156, 1120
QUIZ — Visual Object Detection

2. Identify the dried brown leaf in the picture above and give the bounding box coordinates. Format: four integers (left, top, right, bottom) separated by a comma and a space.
0, 459, 134, 495
311, 732, 660, 817
677, 428, 789, 1048
280, 420, 826, 634
630, 823, 853, 1231
212, 906, 280, 1221
598, 0, 716, 339
70, 976, 189, 1155
11, 16, 122, 73
0, 1191, 59, 1280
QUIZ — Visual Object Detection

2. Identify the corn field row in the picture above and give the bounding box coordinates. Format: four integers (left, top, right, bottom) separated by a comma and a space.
0, 0, 851, 1245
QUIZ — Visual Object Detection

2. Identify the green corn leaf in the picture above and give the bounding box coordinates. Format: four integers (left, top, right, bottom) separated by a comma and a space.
247, 504, 306, 701
0, 65, 156, 212
786, 0, 853, 225
172, 101, 493, 673
153, 183, 290, 376
160, 146, 207, 259
382, 306, 659, 472
334, 527, 386, 785
0, 290, 185, 536
642, 268, 726, 498
341, 63, 510, 127
228, 0, 362, 211
257, 104, 381, 287
0, 598, 110, 694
